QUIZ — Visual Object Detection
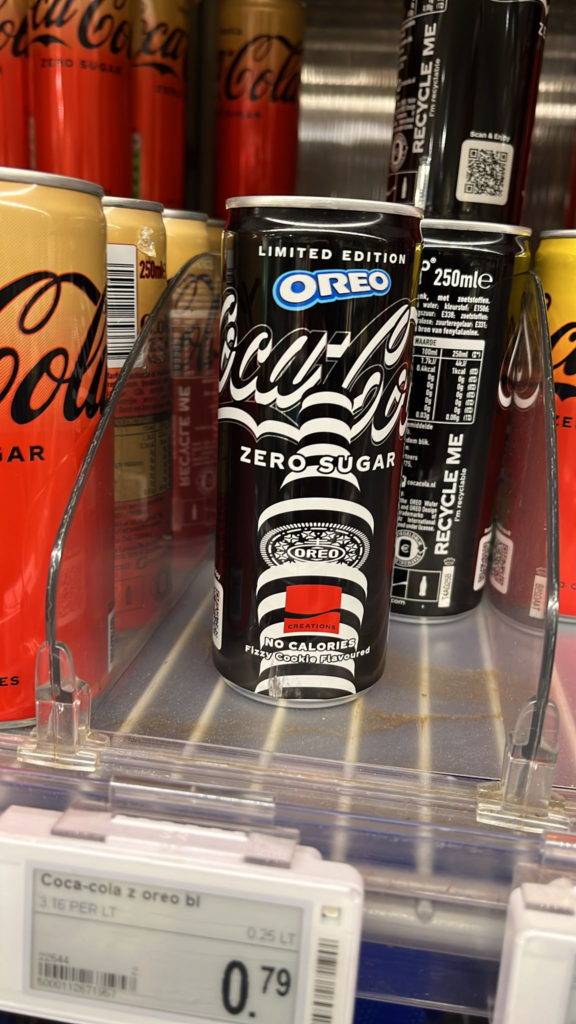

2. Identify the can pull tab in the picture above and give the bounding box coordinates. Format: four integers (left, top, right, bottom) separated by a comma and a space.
17, 640, 109, 771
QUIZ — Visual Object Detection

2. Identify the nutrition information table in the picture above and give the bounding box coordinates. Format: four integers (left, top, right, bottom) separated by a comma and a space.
409, 291, 489, 426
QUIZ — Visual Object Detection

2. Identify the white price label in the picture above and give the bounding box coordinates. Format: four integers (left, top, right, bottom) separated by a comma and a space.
0, 806, 363, 1024
494, 883, 576, 1024
30, 870, 302, 1023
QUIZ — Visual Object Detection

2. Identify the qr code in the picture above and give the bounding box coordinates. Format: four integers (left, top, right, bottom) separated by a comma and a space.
456, 139, 514, 206
490, 528, 514, 595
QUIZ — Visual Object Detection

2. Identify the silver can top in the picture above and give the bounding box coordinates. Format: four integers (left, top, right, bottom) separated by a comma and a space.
163, 208, 208, 222
540, 230, 576, 239
0, 167, 104, 199
103, 196, 164, 213
208, 218, 226, 228
424, 218, 532, 237
226, 195, 424, 219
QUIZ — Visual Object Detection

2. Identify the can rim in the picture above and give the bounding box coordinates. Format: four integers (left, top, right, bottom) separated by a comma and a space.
226, 195, 424, 219
103, 196, 164, 213
0, 167, 104, 198
164, 208, 209, 222
207, 218, 226, 227
539, 230, 576, 239
423, 218, 532, 237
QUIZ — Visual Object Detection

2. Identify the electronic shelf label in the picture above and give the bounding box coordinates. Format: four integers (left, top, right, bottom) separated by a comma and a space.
494, 880, 576, 1024
0, 806, 363, 1024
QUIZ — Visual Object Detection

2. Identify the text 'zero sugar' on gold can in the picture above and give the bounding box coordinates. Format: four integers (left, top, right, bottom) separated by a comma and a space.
0, 169, 113, 725
103, 196, 171, 634
164, 208, 217, 558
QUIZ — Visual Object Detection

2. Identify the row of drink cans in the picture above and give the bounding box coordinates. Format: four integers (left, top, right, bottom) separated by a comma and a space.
213, 198, 551, 702
0, 0, 306, 213
212, 0, 558, 703
0, 167, 223, 726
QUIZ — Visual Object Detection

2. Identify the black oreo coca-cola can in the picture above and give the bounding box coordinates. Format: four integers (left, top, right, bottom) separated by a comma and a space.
391, 219, 531, 620
214, 196, 422, 704
387, 0, 548, 224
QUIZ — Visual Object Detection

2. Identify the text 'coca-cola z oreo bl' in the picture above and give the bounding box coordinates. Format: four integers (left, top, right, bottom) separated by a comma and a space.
214, 197, 422, 704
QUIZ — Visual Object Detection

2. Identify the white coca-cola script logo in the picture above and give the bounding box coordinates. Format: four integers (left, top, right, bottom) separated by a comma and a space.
218, 287, 414, 446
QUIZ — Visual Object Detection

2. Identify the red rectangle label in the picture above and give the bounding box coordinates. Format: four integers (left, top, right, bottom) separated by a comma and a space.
283, 583, 342, 634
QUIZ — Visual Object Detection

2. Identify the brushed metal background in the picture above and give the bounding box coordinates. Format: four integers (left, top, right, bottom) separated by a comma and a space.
194, 0, 576, 234
297, 0, 576, 234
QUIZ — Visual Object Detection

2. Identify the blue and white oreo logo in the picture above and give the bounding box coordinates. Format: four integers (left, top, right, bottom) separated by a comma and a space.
272, 268, 392, 311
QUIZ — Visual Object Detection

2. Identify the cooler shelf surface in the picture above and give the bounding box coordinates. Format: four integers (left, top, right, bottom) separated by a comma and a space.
93, 558, 521, 782
1, 568, 576, 1017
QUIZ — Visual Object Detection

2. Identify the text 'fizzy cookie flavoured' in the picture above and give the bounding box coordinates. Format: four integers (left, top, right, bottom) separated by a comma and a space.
213, 195, 422, 704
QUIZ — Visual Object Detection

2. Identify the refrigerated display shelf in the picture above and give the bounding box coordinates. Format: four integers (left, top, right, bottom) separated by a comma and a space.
2, 569, 576, 1016
92, 559, 517, 781
0, 261, 566, 1019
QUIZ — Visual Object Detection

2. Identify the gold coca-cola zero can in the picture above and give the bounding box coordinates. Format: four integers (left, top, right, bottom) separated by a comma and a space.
0, 169, 113, 725
164, 209, 209, 281
207, 218, 226, 255
163, 208, 217, 557
103, 196, 171, 634
215, 0, 306, 217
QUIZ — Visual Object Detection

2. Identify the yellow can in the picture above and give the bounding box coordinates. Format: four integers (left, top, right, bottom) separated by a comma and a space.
536, 230, 576, 618
103, 196, 171, 633
207, 218, 226, 256
163, 209, 209, 280
103, 197, 167, 359
164, 210, 216, 557
0, 169, 111, 723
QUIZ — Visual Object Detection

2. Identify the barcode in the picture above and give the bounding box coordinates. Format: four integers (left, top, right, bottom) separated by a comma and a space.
108, 606, 115, 670
473, 531, 492, 591
456, 139, 514, 207
530, 571, 547, 620
311, 938, 339, 1024
490, 528, 514, 595
213, 575, 223, 649
107, 243, 137, 363
38, 960, 136, 992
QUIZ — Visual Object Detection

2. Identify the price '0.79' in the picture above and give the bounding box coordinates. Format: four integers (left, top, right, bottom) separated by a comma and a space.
222, 962, 292, 1016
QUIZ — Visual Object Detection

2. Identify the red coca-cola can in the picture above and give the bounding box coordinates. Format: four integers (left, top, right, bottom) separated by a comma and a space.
214, 0, 305, 219
0, 169, 112, 726
132, 0, 191, 208
28, 0, 133, 195
0, 0, 28, 168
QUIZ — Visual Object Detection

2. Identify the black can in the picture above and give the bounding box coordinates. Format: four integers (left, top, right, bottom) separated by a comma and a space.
391, 219, 531, 620
387, 0, 548, 224
214, 196, 422, 703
